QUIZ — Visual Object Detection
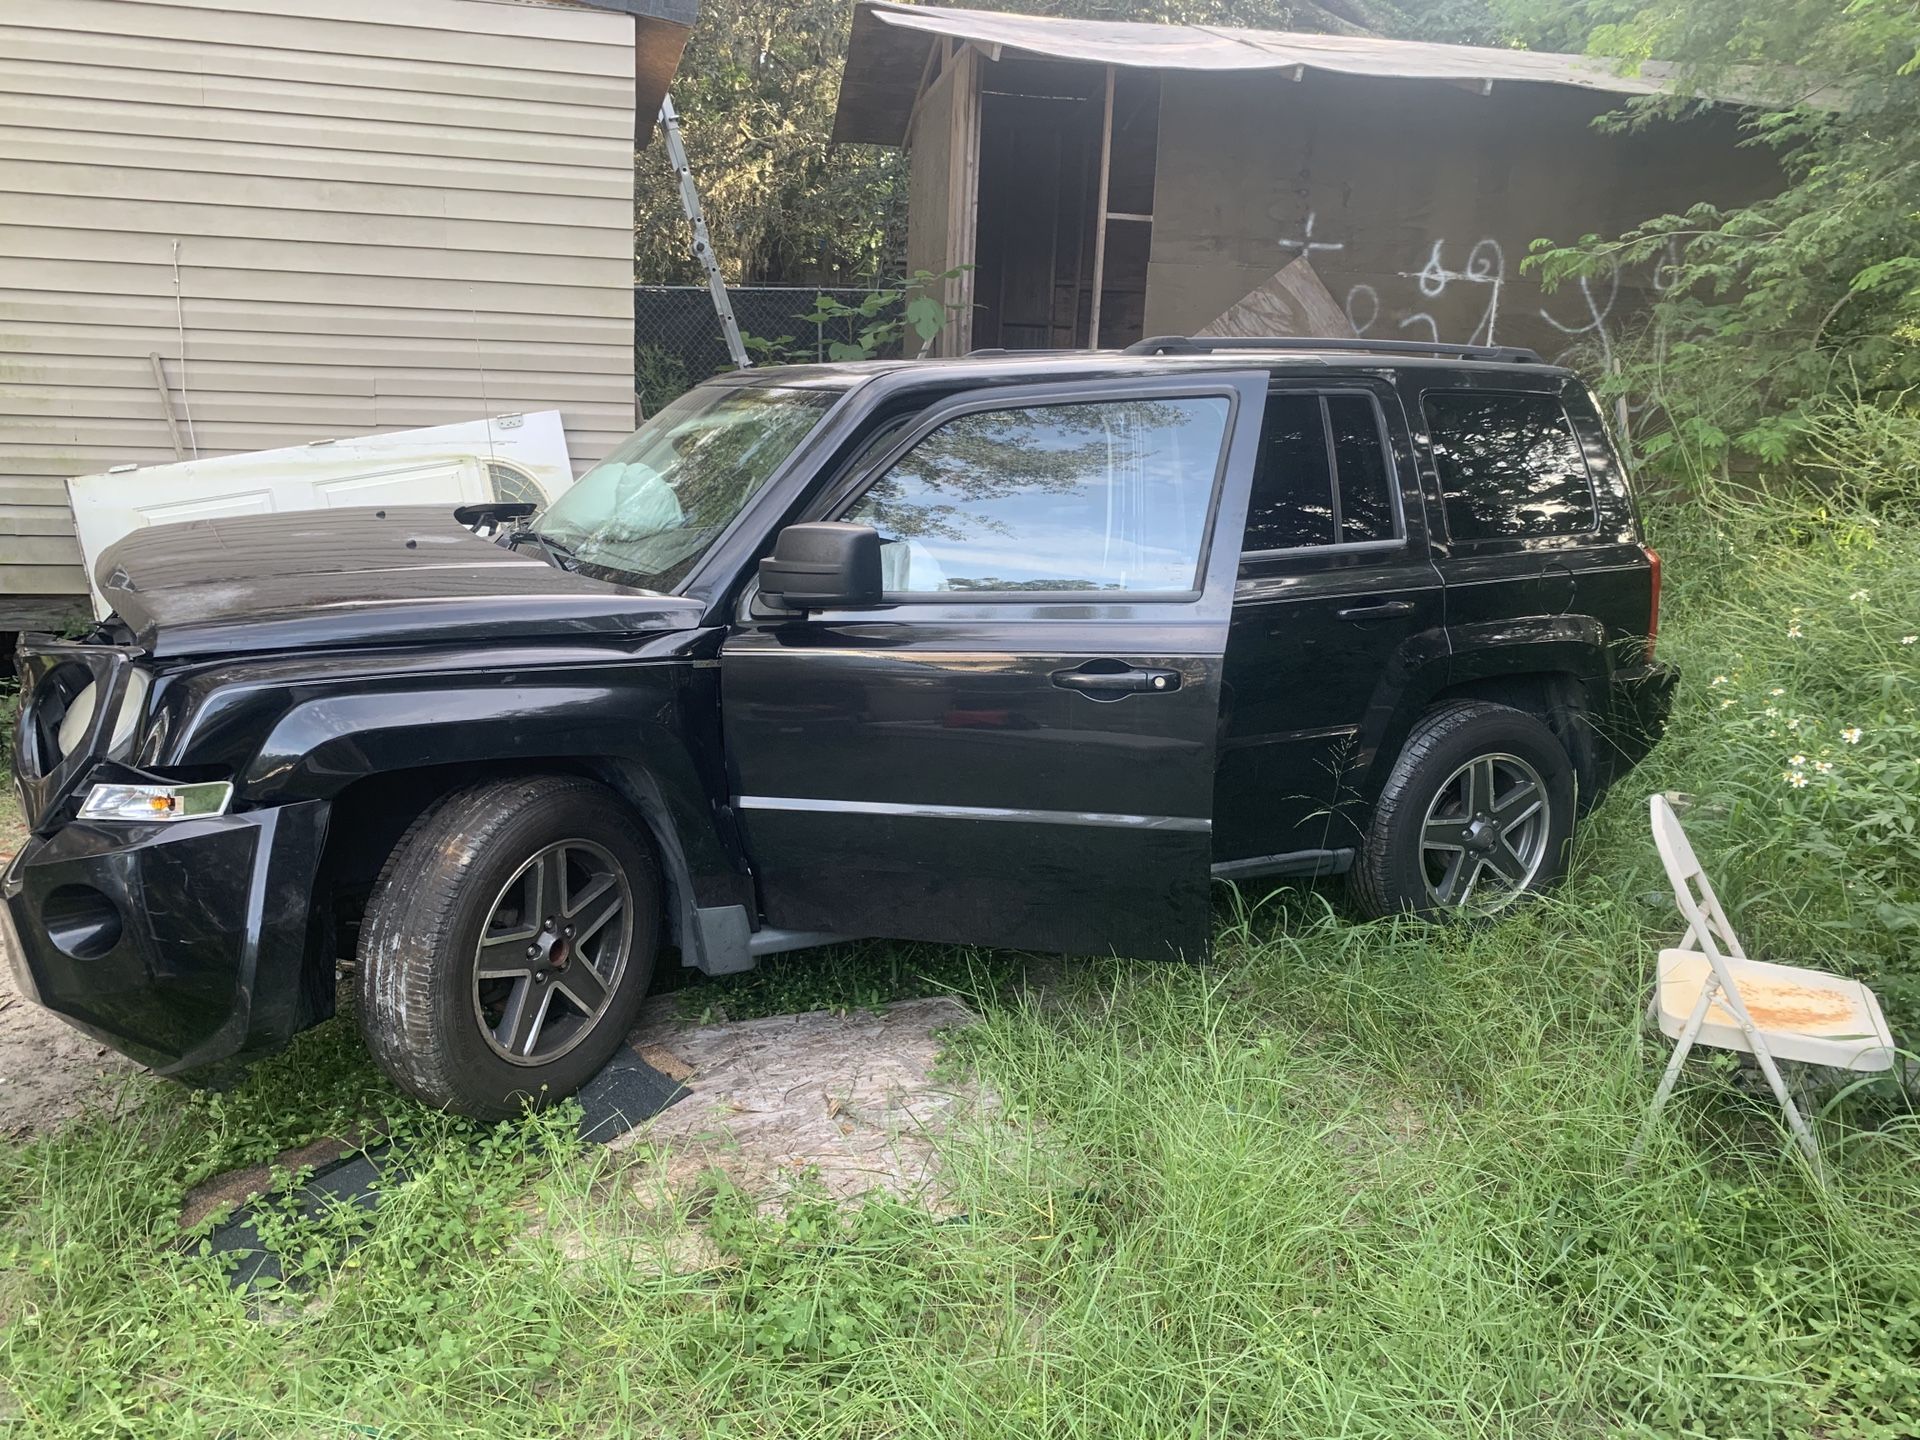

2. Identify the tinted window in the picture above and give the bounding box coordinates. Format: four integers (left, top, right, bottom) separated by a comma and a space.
844, 396, 1230, 594
1245, 393, 1399, 552
1328, 395, 1396, 543
1245, 395, 1335, 550
1424, 391, 1597, 542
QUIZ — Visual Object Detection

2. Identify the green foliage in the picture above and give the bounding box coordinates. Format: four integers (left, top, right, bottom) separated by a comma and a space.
634, 342, 691, 420
1518, 0, 1920, 471
741, 267, 970, 364
634, 0, 906, 285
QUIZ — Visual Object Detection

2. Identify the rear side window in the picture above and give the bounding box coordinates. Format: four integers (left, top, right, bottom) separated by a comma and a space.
1244, 392, 1400, 552
1423, 390, 1597, 542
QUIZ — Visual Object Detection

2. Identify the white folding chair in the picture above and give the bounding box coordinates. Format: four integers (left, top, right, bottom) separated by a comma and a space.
1630, 794, 1896, 1175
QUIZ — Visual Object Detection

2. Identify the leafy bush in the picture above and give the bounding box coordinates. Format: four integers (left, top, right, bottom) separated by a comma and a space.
634, 342, 692, 418
741, 268, 963, 366
1519, 0, 1920, 471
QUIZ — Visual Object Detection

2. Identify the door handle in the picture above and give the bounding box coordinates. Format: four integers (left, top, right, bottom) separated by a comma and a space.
1051, 663, 1182, 698
1335, 600, 1417, 622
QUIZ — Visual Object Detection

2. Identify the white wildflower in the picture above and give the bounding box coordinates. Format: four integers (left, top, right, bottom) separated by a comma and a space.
1711, 675, 1729, 687
1850, 589, 1870, 602
1790, 754, 1807, 767
1903, 636, 1917, 645
1785, 771, 1809, 789
1815, 760, 1833, 774
1765, 706, 1781, 718
1842, 726, 1864, 744
1770, 687, 1785, 697
1787, 623, 1804, 638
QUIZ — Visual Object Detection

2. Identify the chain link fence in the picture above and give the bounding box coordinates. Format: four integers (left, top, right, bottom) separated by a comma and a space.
634, 285, 901, 414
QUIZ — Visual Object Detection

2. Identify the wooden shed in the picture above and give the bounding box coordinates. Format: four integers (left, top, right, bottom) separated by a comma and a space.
0, 0, 697, 630
834, 2, 1785, 362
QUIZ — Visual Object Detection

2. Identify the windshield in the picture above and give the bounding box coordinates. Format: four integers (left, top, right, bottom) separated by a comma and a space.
537, 382, 840, 591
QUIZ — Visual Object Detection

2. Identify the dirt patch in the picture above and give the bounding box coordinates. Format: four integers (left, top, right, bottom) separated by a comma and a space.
0, 814, 143, 1137
177, 1133, 369, 1231
0, 973, 142, 1139
616, 994, 987, 1212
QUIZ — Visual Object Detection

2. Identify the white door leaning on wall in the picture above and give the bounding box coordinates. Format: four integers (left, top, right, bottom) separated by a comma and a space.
65, 412, 575, 617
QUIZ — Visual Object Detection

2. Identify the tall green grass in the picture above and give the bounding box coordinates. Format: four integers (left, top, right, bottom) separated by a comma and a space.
2, 482, 1917, 1437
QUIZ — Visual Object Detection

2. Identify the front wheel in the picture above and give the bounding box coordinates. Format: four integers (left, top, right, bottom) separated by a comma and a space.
1349, 701, 1575, 920
356, 775, 659, 1119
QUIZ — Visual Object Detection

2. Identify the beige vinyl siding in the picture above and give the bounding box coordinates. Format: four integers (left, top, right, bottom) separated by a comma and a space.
0, 0, 638, 621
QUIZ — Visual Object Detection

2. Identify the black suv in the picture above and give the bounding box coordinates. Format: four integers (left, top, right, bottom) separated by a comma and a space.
4, 337, 1675, 1118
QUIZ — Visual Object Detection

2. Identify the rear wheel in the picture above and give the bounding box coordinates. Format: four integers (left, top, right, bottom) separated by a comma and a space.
1350, 701, 1575, 920
356, 775, 658, 1119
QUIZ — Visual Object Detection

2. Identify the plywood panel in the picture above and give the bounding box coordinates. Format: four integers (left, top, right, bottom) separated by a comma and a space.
1143, 69, 1780, 359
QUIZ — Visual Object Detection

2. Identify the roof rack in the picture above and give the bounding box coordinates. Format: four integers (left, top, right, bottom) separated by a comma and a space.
1123, 335, 1547, 365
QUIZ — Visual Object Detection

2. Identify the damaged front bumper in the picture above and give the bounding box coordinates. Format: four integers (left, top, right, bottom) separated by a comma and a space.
1, 800, 331, 1075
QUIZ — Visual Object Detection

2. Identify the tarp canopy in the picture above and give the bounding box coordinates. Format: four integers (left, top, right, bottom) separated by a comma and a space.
833, 1, 1790, 145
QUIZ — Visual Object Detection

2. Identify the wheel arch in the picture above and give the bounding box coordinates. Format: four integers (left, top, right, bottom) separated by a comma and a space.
314, 753, 749, 983
1354, 617, 1612, 812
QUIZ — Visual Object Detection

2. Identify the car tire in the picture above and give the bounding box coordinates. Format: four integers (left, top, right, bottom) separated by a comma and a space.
356, 774, 660, 1120
1349, 701, 1575, 921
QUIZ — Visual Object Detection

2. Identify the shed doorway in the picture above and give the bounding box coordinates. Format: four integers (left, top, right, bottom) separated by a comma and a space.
971, 61, 1159, 351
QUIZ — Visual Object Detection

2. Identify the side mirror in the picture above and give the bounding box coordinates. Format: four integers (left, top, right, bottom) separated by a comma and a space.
758, 522, 884, 611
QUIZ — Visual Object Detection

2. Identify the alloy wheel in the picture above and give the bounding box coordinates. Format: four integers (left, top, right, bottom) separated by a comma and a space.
1417, 752, 1552, 912
471, 838, 633, 1065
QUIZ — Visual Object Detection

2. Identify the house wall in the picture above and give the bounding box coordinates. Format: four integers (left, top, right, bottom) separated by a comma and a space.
0, 0, 639, 625
1144, 69, 1782, 363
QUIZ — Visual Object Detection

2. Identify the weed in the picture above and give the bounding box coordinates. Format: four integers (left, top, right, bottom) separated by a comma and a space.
3, 485, 1919, 1436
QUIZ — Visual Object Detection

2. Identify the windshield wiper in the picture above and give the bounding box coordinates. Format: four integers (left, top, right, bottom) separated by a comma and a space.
504, 528, 579, 572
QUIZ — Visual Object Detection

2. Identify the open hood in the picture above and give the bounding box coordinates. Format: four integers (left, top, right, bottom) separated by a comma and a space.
94, 507, 705, 658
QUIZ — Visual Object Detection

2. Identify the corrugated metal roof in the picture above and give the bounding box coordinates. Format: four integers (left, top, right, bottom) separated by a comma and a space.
833, 1, 1785, 144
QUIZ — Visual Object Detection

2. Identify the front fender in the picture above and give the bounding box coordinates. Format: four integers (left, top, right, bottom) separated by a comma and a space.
148, 635, 750, 960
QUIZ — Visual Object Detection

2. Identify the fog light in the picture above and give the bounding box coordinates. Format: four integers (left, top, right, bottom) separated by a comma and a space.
77, 780, 232, 822
43, 884, 122, 961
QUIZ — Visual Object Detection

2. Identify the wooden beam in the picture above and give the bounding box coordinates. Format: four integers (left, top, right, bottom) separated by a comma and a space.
900, 40, 941, 148
1087, 65, 1115, 348
147, 353, 185, 460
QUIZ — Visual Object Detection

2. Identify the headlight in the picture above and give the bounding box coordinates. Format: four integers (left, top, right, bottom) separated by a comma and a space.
77, 780, 232, 822
54, 671, 151, 761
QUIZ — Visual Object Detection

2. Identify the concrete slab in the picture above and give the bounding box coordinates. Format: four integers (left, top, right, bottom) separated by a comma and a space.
616, 994, 986, 1211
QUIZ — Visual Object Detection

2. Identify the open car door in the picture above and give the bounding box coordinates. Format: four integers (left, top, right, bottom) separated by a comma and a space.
720, 372, 1267, 960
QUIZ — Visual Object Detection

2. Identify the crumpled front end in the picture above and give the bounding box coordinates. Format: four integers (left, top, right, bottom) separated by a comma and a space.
5, 634, 332, 1073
